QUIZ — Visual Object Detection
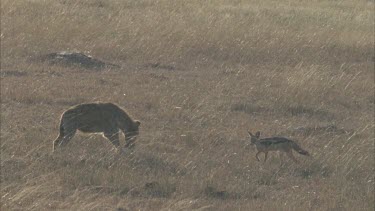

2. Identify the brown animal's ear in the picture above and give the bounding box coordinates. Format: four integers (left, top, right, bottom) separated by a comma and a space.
135, 120, 141, 127
248, 131, 254, 137
255, 131, 260, 138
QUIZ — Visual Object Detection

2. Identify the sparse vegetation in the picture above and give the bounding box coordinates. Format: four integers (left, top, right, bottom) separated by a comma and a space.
1, 0, 374, 210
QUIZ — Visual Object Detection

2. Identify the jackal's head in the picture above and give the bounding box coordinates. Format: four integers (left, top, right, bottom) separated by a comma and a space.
248, 131, 261, 144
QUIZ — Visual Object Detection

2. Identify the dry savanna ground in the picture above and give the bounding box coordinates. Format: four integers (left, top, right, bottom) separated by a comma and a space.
1, 0, 374, 210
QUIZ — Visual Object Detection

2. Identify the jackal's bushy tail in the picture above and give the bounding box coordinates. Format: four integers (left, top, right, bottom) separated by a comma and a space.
291, 142, 309, 156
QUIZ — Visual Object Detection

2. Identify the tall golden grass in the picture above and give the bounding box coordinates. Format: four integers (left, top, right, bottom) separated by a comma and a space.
1, 0, 374, 210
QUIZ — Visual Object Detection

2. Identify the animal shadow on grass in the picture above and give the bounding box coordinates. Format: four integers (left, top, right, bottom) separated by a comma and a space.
287, 105, 334, 120
90, 182, 176, 199
125, 181, 176, 198
202, 185, 247, 200
230, 103, 269, 115
143, 181, 176, 198
291, 124, 350, 137
294, 161, 332, 179
1, 70, 27, 77
145, 62, 176, 71
128, 153, 187, 176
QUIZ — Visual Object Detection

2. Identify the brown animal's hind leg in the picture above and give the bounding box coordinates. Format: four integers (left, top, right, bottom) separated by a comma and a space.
53, 135, 63, 152
104, 132, 120, 150
255, 151, 262, 162
286, 150, 299, 163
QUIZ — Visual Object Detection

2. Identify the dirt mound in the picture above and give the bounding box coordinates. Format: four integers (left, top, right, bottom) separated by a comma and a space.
38, 51, 120, 70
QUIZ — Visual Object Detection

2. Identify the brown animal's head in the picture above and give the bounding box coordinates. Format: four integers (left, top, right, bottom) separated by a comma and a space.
125, 120, 141, 148
133, 120, 141, 135
248, 131, 260, 144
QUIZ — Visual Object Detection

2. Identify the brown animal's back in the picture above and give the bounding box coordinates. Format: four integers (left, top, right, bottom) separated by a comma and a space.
61, 102, 134, 133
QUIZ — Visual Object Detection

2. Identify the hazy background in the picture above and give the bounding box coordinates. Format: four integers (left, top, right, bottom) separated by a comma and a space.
1, 0, 374, 210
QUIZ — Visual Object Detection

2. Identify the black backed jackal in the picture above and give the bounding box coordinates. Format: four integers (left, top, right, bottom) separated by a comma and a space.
247, 131, 309, 163
53, 102, 140, 152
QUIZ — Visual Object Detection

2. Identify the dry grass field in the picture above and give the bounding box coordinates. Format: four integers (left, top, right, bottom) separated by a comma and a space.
1, 0, 374, 210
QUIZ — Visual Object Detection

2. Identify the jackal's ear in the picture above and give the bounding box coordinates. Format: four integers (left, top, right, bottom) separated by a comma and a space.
255, 131, 260, 138
135, 120, 141, 127
248, 131, 254, 137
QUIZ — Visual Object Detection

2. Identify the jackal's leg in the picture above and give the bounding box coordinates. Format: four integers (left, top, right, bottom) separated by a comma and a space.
255, 152, 262, 162
286, 150, 299, 163
264, 152, 268, 162
104, 132, 120, 150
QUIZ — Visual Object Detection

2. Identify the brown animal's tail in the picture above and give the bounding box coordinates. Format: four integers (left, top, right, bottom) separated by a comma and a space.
291, 142, 309, 156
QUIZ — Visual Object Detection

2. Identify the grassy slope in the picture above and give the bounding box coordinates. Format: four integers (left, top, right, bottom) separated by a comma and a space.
1, 0, 374, 210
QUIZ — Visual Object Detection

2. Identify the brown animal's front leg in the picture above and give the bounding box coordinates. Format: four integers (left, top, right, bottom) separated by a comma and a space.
125, 136, 136, 149
125, 132, 137, 149
255, 151, 262, 162
104, 132, 120, 150
53, 129, 76, 152
286, 150, 299, 163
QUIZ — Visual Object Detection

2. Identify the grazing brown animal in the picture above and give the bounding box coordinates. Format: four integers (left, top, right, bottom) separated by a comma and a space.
248, 131, 309, 163
53, 102, 140, 152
